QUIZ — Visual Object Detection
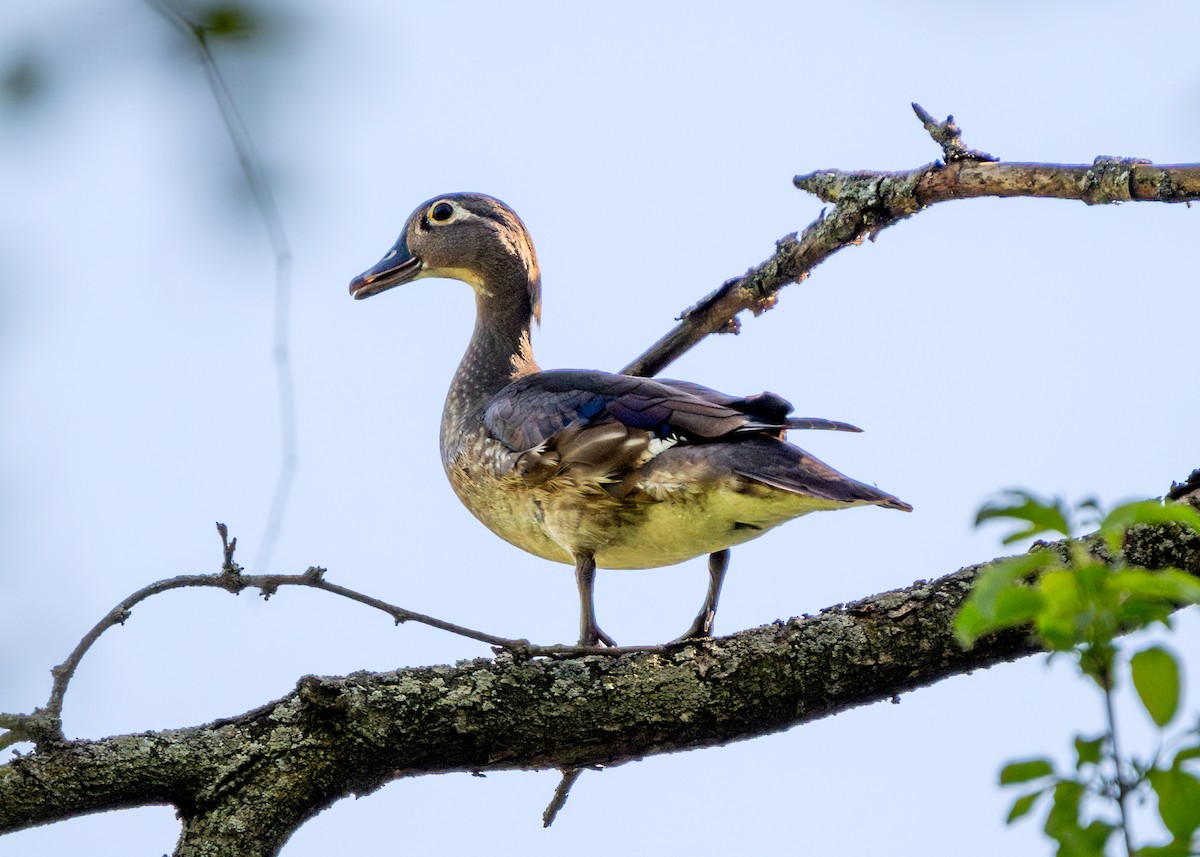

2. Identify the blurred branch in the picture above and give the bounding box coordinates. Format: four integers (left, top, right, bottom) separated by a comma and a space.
621, 104, 1200, 378
147, 0, 297, 572
2, 497, 1197, 852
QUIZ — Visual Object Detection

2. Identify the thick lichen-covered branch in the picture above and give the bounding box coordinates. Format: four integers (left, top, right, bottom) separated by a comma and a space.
2, 512, 1197, 855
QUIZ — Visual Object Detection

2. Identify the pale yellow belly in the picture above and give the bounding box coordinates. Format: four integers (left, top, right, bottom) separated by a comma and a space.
446, 448, 853, 570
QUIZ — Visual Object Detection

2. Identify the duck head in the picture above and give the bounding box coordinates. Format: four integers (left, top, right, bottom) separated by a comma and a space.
349, 192, 541, 324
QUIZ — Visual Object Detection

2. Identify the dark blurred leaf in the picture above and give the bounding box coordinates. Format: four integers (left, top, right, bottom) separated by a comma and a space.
1001, 758, 1056, 784
1007, 789, 1046, 824
1136, 842, 1191, 857
1174, 744, 1200, 765
1035, 570, 1085, 650
1131, 646, 1181, 727
1044, 780, 1113, 857
992, 587, 1045, 627
1078, 641, 1118, 691
976, 490, 1074, 543
1113, 569, 1200, 607
1, 53, 42, 106
1075, 497, 1103, 529
1148, 767, 1200, 840
1074, 735, 1105, 769
198, 2, 257, 39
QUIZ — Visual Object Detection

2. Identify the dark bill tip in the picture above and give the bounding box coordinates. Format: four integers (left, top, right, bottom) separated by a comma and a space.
349, 241, 422, 300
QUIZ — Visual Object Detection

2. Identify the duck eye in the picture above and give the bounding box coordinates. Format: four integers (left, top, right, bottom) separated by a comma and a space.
429, 202, 455, 223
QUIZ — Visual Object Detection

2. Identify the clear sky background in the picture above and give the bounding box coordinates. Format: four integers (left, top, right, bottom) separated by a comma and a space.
2, 1, 1197, 854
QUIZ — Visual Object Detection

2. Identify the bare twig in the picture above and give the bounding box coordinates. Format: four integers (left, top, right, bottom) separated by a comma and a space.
543, 767, 587, 827
910, 102, 997, 163
620, 108, 1200, 379
146, 0, 297, 573
216, 521, 238, 572
5, 525, 671, 745
0, 714, 42, 750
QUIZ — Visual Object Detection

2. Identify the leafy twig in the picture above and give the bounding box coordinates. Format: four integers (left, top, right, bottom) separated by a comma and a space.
960, 485, 1200, 856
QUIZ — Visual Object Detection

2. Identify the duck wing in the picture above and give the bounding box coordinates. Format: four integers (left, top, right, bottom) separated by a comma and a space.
483, 369, 860, 485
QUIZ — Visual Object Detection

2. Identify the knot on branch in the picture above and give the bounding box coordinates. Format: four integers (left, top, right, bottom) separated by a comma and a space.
1083, 156, 1152, 205
792, 170, 850, 203
0, 709, 65, 748
794, 172, 924, 230
297, 675, 348, 713
678, 279, 743, 334
911, 103, 997, 163
740, 234, 801, 313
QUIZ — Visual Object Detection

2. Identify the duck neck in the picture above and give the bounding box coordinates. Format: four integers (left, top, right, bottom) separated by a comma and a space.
441, 273, 541, 460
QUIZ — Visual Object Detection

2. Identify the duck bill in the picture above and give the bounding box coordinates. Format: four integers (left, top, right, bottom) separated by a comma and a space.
349, 239, 423, 300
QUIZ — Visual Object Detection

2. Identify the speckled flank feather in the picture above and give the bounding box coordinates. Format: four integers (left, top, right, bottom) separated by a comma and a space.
351, 192, 910, 644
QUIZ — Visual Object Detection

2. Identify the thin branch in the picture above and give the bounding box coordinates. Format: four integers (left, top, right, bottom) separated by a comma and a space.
0, 717, 33, 751
620, 107, 1199, 379
1102, 680, 1137, 857
543, 767, 586, 827
910, 102, 997, 163
4, 525, 668, 745
145, 0, 297, 573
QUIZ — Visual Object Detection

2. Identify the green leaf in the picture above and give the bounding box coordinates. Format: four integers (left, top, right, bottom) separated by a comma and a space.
977, 490, 1074, 543
992, 587, 1046, 627
1000, 758, 1056, 785
1100, 499, 1200, 553
1135, 843, 1191, 857
1131, 646, 1181, 727
1074, 735, 1105, 769
955, 552, 1059, 646
1035, 570, 1087, 650
1173, 743, 1200, 765
953, 602, 989, 647
1148, 767, 1200, 840
1007, 789, 1045, 824
1113, 569, 1200, 608
1044, 778, 1114, 857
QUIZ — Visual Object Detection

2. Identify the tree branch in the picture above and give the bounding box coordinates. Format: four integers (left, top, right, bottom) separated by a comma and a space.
621, 106, 1200, 379
2, 508, 1197, 852
0, 527, 670, 748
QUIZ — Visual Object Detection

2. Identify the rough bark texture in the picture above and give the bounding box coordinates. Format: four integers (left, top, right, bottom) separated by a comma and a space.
2, 520, 1198, 855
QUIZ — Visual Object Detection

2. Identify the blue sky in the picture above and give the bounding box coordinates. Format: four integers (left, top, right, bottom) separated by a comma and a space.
2, 1, 1198, 854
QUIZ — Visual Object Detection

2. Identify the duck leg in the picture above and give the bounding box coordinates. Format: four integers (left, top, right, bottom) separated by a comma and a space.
672, 549, 731, 642
575, 553, 617, 647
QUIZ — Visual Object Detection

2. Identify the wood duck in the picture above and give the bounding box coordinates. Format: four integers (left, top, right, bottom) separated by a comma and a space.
350, 192, 911, 647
